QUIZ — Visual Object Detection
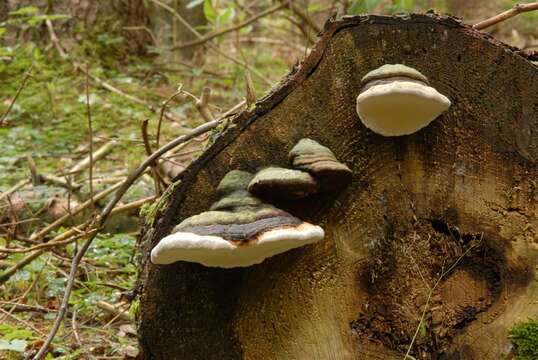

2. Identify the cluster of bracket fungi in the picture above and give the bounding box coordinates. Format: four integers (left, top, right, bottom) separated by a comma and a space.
150, 64, 451, 268
151, 138, 351, 268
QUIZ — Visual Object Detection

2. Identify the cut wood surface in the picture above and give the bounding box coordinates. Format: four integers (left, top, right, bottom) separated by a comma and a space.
137, 13, 537, 360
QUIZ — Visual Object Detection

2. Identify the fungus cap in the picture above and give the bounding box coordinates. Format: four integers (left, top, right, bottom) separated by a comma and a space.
356, 64, 451, 136
150, 170, 324, 268
248, 166, 318, 199
150, 222, 324, 268
289, 138, 352, 191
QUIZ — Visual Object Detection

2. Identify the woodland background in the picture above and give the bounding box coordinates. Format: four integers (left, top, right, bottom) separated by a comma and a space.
0, 0, 537, 359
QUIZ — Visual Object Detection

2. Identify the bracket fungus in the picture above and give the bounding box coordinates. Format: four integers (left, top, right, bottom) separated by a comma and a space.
150, 170, 324, 268
248, 166, 319, 199
356, 64, 451, 136
289, 138, 352, 191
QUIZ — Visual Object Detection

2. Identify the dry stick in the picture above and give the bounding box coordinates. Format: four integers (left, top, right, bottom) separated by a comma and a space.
403, 237, 482, 360
150, 0, 272, 86
473, 1, 538, 30
40, 174, 80, 191
45, 19, 67, 59
85, 64, 95, 212
156, 88, 183, 149
0, 301, 55, 313
170, 2, 287, 50
27, 155, 41, 185
0, 64, 33, 126
29, 181, 122, 241
0, 307, 45, 336
69, 140, 116, 175
71, 308, 82, 348
33, 116, 227, 360
141, 120, 162, 195
96, 300, 130, 323
0, 196, 154, 285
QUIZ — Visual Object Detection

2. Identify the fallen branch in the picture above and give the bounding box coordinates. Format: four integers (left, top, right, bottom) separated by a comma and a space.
0, 196, 154, 278
69, 140, 116, 175
473, 2, 538, 30
170, 2, 287, 50
0, 301, 55, 313
33, 114, 229, 359
96, 300, 130, 322
29, 181, 123, 242
0, 64, 33, 126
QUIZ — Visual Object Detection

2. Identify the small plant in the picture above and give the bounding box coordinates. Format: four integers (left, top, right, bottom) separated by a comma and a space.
509, 319, 538, 360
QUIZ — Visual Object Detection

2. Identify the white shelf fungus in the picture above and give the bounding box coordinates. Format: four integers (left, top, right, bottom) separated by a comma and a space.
356, 64, 451, 136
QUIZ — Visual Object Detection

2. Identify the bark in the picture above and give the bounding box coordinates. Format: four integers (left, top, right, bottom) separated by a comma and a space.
136, 14, 538, 360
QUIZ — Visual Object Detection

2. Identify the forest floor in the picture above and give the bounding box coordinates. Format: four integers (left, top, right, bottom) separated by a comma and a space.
0, 1, 537, 359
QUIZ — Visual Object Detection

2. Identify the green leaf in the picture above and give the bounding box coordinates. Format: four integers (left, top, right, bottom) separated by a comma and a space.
8, 6, 39, 16
203, 0, 217, 23
186, 0, 204, 9
217, 7, 235, 26
0, 27, 5, 38
0, 339, 27, 352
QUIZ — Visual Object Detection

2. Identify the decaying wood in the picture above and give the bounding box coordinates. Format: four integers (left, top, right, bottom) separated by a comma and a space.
137, 13, 538, 360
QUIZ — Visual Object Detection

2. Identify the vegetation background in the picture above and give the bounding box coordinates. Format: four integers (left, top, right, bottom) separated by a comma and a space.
0, 0, 536, 358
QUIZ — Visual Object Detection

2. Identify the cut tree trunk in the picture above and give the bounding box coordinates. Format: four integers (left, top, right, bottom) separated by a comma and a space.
136, 14, 538, 360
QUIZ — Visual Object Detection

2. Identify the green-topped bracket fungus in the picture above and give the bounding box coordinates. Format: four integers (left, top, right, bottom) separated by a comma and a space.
248, 166, 319, 199
150, 170, 324, 267
356, 64, 451, 136
137, 14, 538, 360
289, 138, 352, 192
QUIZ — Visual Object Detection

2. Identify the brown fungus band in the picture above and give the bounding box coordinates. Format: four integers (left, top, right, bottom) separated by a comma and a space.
151, 170, 324, 268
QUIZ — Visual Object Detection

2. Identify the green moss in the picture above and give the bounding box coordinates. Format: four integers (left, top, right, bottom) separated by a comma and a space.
142, 179, 181, 227
509, 319, 538, 360
129, 297, 140, 321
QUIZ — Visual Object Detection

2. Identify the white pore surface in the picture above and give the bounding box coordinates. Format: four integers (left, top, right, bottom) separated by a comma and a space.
150, 223, 325, 268
356, 81, 451, 136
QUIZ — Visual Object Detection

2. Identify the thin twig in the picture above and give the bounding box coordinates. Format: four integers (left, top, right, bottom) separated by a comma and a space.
85, 63, 95, 213
0, 307, 45, 336
141, 120, 162, 195
29, 181, 122, 241
170, 2, 287, 50
33, 115, 229, 359
1, 64, 33, 126
45, 19, 68, 59
157, 87, 183, 149
71, 308, 82, 348
473, 2, 538, 30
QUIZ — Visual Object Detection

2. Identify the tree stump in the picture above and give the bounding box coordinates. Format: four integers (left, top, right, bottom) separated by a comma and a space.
136, 14, 537, 360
